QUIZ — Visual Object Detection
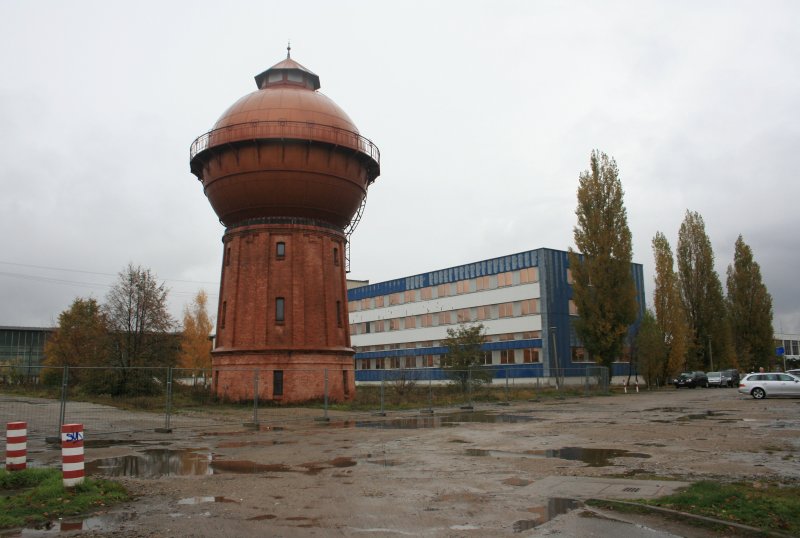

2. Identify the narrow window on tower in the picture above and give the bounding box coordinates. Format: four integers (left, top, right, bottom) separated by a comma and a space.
221, 301, 227, 329
276, 297, 285, 323
336, 301, 342, 327
225, 246, 231, 266
273, 370, 284, 396
333, 247, 339, 266
276, 242, 286, 259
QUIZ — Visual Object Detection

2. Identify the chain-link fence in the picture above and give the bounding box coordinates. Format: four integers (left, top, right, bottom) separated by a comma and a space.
0, 364, 610, 449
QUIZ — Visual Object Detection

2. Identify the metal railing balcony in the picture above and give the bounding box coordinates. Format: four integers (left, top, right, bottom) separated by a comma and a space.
190, 120, 380, 165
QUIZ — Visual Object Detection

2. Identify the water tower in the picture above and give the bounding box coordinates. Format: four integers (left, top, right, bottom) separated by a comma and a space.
189, 48, 380, 403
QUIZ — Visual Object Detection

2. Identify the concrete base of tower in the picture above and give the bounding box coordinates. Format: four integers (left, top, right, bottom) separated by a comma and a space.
211, 350, 356, 404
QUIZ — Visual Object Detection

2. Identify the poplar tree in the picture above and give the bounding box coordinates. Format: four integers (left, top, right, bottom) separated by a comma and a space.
652, 232, 689, 376
676, 211, 731, 370
726, 235, 774, 371
634, 310, 665, 386
179, 290, 214, 377
568, 150, 638, 369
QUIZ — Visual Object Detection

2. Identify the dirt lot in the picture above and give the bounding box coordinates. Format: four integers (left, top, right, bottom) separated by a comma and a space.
11, 387, 800, 537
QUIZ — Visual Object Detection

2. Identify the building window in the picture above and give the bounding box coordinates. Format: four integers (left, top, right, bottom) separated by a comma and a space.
521, 299, 538, 315
360, 360, 370, 370
333, 247, 339, 265
273, 370, 284, 396
221, 301, 227, 329
364, 322, 371, 334
336, 301, 342, 327
482, 351, 493, 365
520, 267, 538, 283
523, 348, 539, 363
439, 311, 451, 325
276, 242, 286, 259
500, 349, 516, 364
404, 356, 416, 368
375, 296, 385, 307
499, 303, 514, 318
404, 316, 416, 329
276, 297, 285, 323
225, 247, 231, 266
421, 287, 433, 300
343, 370, 349, 395
375, 358, 385, 369
569, 300, 578, 316
389, 318, 400, 331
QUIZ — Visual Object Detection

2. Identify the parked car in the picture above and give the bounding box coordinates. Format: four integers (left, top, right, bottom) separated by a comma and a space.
720, 369, 740, 388
673, 371, 709, 389
738, 372, 800, 399
787, 369, 800, 378
706, 371, 724, 387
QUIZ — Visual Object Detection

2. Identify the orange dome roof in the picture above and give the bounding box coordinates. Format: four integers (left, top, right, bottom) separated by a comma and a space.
213, 87, 358, 133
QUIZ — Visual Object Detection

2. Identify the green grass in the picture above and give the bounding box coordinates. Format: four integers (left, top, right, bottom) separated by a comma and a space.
0, 468, 129, 529
591, 481, 800, 535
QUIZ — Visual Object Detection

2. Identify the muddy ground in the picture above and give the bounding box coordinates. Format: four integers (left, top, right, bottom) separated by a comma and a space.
10, 387, 800, 537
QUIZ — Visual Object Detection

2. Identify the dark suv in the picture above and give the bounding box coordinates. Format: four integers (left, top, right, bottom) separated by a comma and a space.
720, 369, 740, 388
673, 371, 709, 389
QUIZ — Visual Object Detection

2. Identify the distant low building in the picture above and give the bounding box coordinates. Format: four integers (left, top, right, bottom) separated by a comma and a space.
0, 326, 55, 371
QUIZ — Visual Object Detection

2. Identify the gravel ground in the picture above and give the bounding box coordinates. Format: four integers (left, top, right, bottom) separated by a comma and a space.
6, 387, 800, 537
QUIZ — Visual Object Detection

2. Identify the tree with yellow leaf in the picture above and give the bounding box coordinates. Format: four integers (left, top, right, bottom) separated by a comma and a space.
179, 290, 213, 376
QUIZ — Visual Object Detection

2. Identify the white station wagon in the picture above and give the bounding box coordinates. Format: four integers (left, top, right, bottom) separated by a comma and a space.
738, 372, 800, 399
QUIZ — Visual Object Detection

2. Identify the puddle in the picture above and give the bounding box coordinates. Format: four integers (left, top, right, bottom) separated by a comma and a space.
354, 412, 534, 429
466, 447, 650, 467
177, 496, 239, 505
85, 449, 213, 477
86, 449, 356, 477
517, 498, 582, 531
11, 512, 136, 535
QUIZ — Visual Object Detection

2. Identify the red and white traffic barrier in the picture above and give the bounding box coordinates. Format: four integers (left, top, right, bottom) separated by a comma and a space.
5, 421, 27, 471
61, 424, 85, 487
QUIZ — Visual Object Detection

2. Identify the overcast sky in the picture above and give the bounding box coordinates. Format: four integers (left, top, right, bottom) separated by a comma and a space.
1, 1, 798, 335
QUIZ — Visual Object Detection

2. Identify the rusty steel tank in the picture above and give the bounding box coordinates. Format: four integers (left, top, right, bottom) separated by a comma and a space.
190, 49, 380, 403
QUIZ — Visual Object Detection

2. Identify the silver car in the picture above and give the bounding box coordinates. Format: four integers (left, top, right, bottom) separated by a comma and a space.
738, 372, 800, 399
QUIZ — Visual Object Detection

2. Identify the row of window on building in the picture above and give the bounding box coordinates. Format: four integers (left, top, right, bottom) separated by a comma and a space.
348, 267, 540, 312
354, 332, 542, 354
349, 299, 543, 335
358, 347, 541, 370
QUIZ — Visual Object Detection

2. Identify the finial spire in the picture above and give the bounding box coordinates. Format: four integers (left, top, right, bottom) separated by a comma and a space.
287, 40, 291, 59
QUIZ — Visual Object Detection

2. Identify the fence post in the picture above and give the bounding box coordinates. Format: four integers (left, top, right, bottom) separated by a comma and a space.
422, 367, 434, 414
462, 369, 474, 410
253, 369, 260, 425
315, 369, 330, 422
374, 369, 386, 416
156, 367, 173, 433
50, 366, 69, 443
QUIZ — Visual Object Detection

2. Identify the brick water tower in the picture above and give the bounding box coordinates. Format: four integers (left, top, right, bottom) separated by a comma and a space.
189, 48, 380, 403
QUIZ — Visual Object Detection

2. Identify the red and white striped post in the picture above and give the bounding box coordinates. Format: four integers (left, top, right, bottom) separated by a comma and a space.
5, 421, 27, 471
61, 424, 85, 487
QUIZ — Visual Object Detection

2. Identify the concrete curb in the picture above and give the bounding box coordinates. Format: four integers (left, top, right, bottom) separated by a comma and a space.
590, 498, 795, 538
